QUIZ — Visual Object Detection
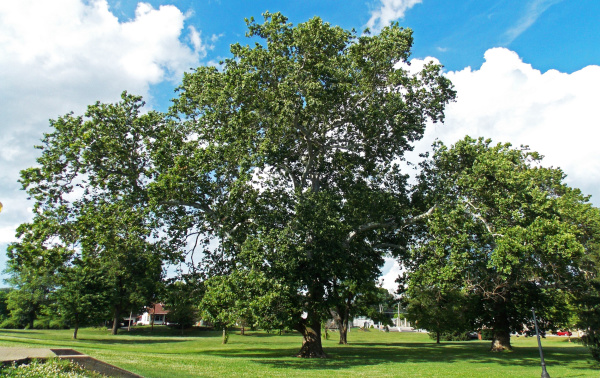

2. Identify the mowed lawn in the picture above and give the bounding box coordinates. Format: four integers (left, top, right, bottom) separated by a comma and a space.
0, 327, 598, 377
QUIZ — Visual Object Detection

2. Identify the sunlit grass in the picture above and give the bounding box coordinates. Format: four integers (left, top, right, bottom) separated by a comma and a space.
0, 327, 597, 377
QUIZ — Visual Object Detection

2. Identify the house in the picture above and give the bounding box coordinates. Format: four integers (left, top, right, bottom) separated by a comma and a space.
137, 303, 170, 325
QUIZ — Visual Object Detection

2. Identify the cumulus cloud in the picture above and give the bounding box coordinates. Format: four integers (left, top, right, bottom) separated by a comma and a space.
0, 0, 205, 273
380, 47, 600, 290
379, 258, 403, 294
366, 0, 422, 31
409, 47, 600, 204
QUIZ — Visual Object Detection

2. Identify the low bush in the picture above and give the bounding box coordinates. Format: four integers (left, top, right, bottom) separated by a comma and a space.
0, 317, 22, 329
582, 330, 600, 361
428, 331, 472, 341
0, 358, 107, 377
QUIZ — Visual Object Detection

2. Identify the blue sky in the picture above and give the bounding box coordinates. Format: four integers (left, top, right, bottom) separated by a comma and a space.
1, 0, 599, 289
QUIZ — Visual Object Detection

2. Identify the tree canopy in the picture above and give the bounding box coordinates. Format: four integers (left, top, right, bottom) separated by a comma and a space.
9, 92, 173, 335
154, 12, 455, 357
406, 136, 600, 351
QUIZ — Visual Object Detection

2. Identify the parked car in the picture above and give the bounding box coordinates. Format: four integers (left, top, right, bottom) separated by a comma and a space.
556, 330, 572, 336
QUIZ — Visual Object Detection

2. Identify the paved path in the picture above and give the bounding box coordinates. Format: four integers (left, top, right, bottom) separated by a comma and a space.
0, 347, 143, 377
0, 347, 55, 362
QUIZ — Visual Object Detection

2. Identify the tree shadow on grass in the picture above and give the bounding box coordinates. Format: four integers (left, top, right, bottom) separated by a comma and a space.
238, 332, 299, 338
79, 338, 189, 345
203, 342, 597, 372
0, 330, 44, 335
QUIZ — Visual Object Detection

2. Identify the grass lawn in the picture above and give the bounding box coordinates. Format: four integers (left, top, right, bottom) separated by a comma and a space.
0, 327, 598, 377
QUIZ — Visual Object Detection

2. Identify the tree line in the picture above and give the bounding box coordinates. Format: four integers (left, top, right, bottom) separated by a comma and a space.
3, 12, 600, 359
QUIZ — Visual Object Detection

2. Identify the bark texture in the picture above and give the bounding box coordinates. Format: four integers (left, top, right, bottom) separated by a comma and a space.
298, 326, 326, 358
296, 314, 326, 358
490, 300, 512, 351
490, 328, 512, 351
111, 307, 120, 335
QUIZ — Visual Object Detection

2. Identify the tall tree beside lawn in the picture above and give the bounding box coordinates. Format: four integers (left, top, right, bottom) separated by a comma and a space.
155, 12, 455, 357
408, 137, 598, 351
13, 92, 173, 335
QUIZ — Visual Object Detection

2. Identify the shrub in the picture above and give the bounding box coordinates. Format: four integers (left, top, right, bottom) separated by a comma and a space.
0, 358, 108, 377
33, 318, 50, 329
582, 331, 600, 362
49, 319, 68, 329
428, 331, 472, 341
0, 317, 23, 329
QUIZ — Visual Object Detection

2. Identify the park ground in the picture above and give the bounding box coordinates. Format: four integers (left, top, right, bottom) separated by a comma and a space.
0, 327, 598, 377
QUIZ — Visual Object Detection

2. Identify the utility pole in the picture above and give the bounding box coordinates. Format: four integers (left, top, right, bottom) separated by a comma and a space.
532, 307, 550, 378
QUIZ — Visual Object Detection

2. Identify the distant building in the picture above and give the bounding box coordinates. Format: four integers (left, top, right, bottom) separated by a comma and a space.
137, 303, 169, 325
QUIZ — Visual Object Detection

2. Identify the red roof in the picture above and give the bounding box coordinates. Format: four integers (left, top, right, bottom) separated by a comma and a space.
147, 303, 169, 315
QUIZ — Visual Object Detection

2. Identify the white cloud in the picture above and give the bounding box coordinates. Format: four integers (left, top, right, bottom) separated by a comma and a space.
0, 0, 205, 278
408, 47, 600, 205
366, 0, 422, 32
382, 47, 600, 295
503, 0, 564, 45
379, 258, 403, 295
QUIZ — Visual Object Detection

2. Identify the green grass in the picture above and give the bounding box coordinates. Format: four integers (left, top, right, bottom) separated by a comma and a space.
0, 327, 598, 377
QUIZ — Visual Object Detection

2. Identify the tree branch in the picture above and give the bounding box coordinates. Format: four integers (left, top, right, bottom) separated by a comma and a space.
464, 199, 503, 237
345, 206, 436, 246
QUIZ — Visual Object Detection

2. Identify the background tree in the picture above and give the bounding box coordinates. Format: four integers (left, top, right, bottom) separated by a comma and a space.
404, 286, 473, 344
155, 12, 455, 357
53, 258, 111, 339
163, 274, 203, 335
408, 136, 598, 351
576, 232, 600, 360
4, 219, 65, 329
0, 289, 9, 322
199, 273, 245, 344
12, 92, 174, 335
4, 267, 53, 329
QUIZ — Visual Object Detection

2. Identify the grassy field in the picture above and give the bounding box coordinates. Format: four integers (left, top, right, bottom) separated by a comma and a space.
0, 327, 598, 377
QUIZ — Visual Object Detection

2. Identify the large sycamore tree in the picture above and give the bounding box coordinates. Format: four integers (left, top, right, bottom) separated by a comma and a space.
154, 13, 454, 357
408, 137, 599, 351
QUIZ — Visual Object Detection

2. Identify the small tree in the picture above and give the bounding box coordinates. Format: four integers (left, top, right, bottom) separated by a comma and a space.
404, 287, 472, 344
163, 276, 202, 335
54, 259, 111, 339
199, 274, 242, 344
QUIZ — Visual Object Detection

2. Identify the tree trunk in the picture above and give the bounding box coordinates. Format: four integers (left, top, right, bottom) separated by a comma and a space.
73, 314, 79, 340
490, 300, 512, 351
330, 308, 348, 345
127, 309, 132, 332
222, 327, 229, 344
111, 306, 120, 335
436, 331, 440, 344
490, 328, 511, 351
241, 325, 245, 335
339, 318, 348, 345
297, 314, 326, 358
